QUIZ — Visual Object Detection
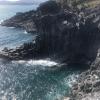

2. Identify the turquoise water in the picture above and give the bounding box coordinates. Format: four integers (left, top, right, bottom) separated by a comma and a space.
0, 4, 79, 100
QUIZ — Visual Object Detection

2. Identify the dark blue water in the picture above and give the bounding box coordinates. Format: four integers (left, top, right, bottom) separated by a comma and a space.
0, 4, 79, 100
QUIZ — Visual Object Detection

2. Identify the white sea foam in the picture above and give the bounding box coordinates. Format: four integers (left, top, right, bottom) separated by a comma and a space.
45, 73, 79, 100
0, 20, 4, 24
8, 27, 15, 29
24, 30, 28, 34
65, 74, 79, 87
1, 92, 17, 100
12, 59, 58, 67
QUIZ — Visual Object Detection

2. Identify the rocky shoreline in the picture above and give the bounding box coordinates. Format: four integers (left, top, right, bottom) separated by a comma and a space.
1, 1, 100, 65
1, 10, 37, 33
1, 1, 100, 99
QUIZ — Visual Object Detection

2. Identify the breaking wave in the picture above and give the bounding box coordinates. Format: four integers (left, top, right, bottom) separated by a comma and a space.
13, 59, 58, 67
0, 19, 3, 24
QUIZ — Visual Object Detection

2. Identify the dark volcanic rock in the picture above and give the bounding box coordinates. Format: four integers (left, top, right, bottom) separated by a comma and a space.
37, 1, 61, 15
0, 42, 35, 60
34, 11, 100, 65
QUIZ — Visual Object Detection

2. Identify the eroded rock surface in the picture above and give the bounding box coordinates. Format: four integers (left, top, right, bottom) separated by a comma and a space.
70, 58, 100, 99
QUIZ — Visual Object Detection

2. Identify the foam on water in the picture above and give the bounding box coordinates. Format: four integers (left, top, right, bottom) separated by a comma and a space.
44, 73, 79, 100
0, 20, 4, 24
13, 59, 58, 67
24, 30, 28, 34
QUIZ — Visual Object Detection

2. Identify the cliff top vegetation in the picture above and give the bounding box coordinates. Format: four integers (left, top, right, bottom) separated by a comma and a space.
53, 0, 100, 9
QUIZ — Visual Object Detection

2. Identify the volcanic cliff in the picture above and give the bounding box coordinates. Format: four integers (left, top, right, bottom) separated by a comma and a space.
1, 1, 100, 66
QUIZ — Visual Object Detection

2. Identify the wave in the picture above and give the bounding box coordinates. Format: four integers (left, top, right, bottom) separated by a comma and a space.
66, 74, 79, 87
24, 30, 28, 34
0, 19, 4, 25
45, 73, 79, 100
12, 59, 58, 67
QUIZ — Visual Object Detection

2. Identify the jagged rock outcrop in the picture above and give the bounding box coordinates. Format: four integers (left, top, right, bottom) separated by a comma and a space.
69, 58, 100, 100
1, 10, 37, 33
1, 1, 100, 66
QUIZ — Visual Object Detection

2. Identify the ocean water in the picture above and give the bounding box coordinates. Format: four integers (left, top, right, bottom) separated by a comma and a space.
0, 4, 79, 100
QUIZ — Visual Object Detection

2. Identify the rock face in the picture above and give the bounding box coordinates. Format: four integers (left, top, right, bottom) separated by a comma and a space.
35, 13, 100, 65
1, 1, 100, 66
70, 58, 100, 100
33, 1, 100, 65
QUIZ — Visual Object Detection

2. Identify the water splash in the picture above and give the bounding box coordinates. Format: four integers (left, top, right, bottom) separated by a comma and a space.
12, 59, 58, 67
24, 30, 28, 34
0, 20, 4, 24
